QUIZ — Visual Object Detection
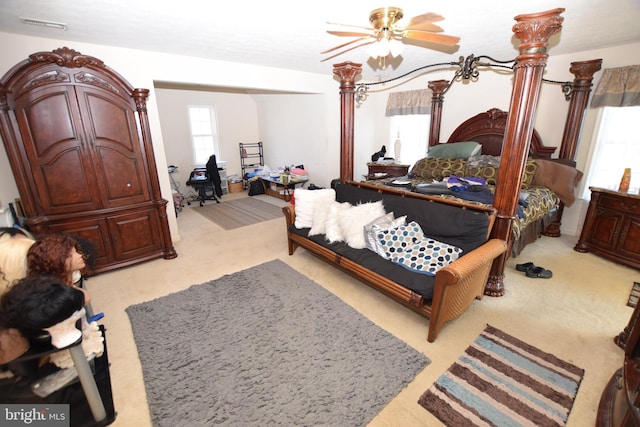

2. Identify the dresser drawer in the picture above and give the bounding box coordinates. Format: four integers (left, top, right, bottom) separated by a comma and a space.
599, 194, 640, 215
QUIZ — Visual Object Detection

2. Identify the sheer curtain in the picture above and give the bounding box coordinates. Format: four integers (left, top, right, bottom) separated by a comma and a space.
385, 89, 431, 165
584, 65, 640, 196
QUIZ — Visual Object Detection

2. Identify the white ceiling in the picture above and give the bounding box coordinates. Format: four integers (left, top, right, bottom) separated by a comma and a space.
1, 0, 639, 80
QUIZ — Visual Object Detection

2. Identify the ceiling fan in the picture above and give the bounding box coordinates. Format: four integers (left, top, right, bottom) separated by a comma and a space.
322, 7, 460, 64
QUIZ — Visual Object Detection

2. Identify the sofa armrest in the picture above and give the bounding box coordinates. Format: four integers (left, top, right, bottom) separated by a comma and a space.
427, 239, 507, 342
282, 205, 295, 227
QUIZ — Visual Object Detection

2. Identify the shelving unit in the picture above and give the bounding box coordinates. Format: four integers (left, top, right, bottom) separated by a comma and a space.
217, 160, 229, 195
240, 142, 264, 188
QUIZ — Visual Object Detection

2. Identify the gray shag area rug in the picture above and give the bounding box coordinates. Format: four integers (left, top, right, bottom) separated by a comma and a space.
126, 259, 430, 426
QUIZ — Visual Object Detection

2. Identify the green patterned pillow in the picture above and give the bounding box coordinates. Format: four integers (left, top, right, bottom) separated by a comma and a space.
466, 159, 539, 188
410, 157, 467, 181
522, 159, 539, 188
466, 165, 499, 185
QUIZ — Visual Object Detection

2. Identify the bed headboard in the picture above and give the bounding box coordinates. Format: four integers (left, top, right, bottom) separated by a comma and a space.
446, 108, 556, 158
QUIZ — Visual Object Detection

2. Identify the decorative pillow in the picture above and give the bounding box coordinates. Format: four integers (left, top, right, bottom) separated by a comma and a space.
521, 159, 539, 188
410, 157, 468, 181
338, 201, 386, 249
427, 141, 481, 158
307, 189, 337, 236
531, 159, 583, 206
365, 213, 407, 258
466, 165, 499, 185
325, 201, 352, 243
375, 221, 425, 259
391, 237, 462, 276
294, 188, 335, 229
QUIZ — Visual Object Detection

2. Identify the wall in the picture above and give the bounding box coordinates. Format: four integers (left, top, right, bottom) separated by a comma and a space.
154, 87, 261, 193
252, 93, 331, 186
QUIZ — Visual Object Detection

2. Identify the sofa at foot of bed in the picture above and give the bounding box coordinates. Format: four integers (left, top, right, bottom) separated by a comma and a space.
282, 180, 507, 342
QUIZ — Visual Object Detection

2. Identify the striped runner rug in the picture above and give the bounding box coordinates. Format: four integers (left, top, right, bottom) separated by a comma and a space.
418, 325, 584, 427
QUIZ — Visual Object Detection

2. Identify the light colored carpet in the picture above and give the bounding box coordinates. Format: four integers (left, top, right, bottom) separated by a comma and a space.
192, 196, 283, 229
126, 260, 430, 426
86, 197, 638, 427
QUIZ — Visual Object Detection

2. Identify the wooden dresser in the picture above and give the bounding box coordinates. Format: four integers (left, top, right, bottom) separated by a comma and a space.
366, 162, 410, 180
574, 187, 640, 270
0, 48, 177, 274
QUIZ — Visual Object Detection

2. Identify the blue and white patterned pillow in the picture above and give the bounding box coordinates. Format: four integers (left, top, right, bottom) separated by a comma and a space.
376, 221, 462, 276
376, 221, 425, 259
391, 238, 462, 276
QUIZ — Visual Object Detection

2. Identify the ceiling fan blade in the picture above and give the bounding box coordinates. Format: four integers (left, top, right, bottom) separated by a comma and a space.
321, 36, 372, 54
403, 31, 460, 46
327, 30, 374, 38
404, 12, 445, 26
320, 39, 376, 62
327, 21, 374, 32
401, 22, 444, 33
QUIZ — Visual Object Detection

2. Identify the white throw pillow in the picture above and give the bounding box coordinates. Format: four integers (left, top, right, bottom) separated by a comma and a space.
338, 201, 386, 249
308, 189, 337, 236
294, 188, 336, 229
366, 214, 407, 258
325, 201, 352, 243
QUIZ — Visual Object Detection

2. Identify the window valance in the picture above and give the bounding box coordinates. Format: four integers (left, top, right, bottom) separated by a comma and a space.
591, 65, 640, 108
385, 89, 432, 116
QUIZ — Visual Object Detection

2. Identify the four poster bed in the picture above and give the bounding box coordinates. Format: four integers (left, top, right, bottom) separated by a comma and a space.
332, 9, 603, 296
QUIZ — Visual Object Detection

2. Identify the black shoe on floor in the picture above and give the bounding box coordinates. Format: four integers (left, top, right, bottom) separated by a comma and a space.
515, 262, 536, 272
525, 266, 553, 279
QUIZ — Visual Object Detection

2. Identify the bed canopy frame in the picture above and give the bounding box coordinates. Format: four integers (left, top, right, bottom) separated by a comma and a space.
332, 8, 602, 296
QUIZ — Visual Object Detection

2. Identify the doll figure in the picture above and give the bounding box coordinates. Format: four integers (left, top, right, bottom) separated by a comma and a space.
0, 228, 34, 365
0, 275, 103, 367
0, 230, 35, 296
27, 234, 91, 304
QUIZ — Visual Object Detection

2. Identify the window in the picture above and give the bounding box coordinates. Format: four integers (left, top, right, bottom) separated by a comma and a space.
388, 115, 430, 165
188, 105, 219, 165
583, 106, 640, 197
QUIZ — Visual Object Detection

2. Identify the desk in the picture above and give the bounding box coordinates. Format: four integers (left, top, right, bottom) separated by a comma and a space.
259, 176, 307, 201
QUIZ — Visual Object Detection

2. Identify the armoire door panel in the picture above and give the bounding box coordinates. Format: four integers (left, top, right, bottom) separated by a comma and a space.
45, 217, 114, 268
77, 87, 151, 207
107, 209, 162, 260
39, 149, 99, 210
14, 86, 102, 214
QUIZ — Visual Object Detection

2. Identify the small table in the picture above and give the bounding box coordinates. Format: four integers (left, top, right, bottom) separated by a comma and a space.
365, 162, 410, 180
259, 176, 308, 201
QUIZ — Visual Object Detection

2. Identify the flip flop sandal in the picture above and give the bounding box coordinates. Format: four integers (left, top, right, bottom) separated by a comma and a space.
525, 266, 553, 279
515, 262, 536, 272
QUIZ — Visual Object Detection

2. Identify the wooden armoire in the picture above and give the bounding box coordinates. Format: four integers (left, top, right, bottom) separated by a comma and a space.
0, 47, 176, 273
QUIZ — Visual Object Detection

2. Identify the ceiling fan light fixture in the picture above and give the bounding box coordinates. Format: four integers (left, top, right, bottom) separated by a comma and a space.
388, 38, 404, 57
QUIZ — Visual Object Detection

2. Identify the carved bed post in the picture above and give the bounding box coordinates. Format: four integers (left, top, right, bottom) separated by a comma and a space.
333, 61, 362, 182
486, 8, 565, 297
560, 59, 603, 160
428, 80, 450, 147
544, 58, 603, 237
